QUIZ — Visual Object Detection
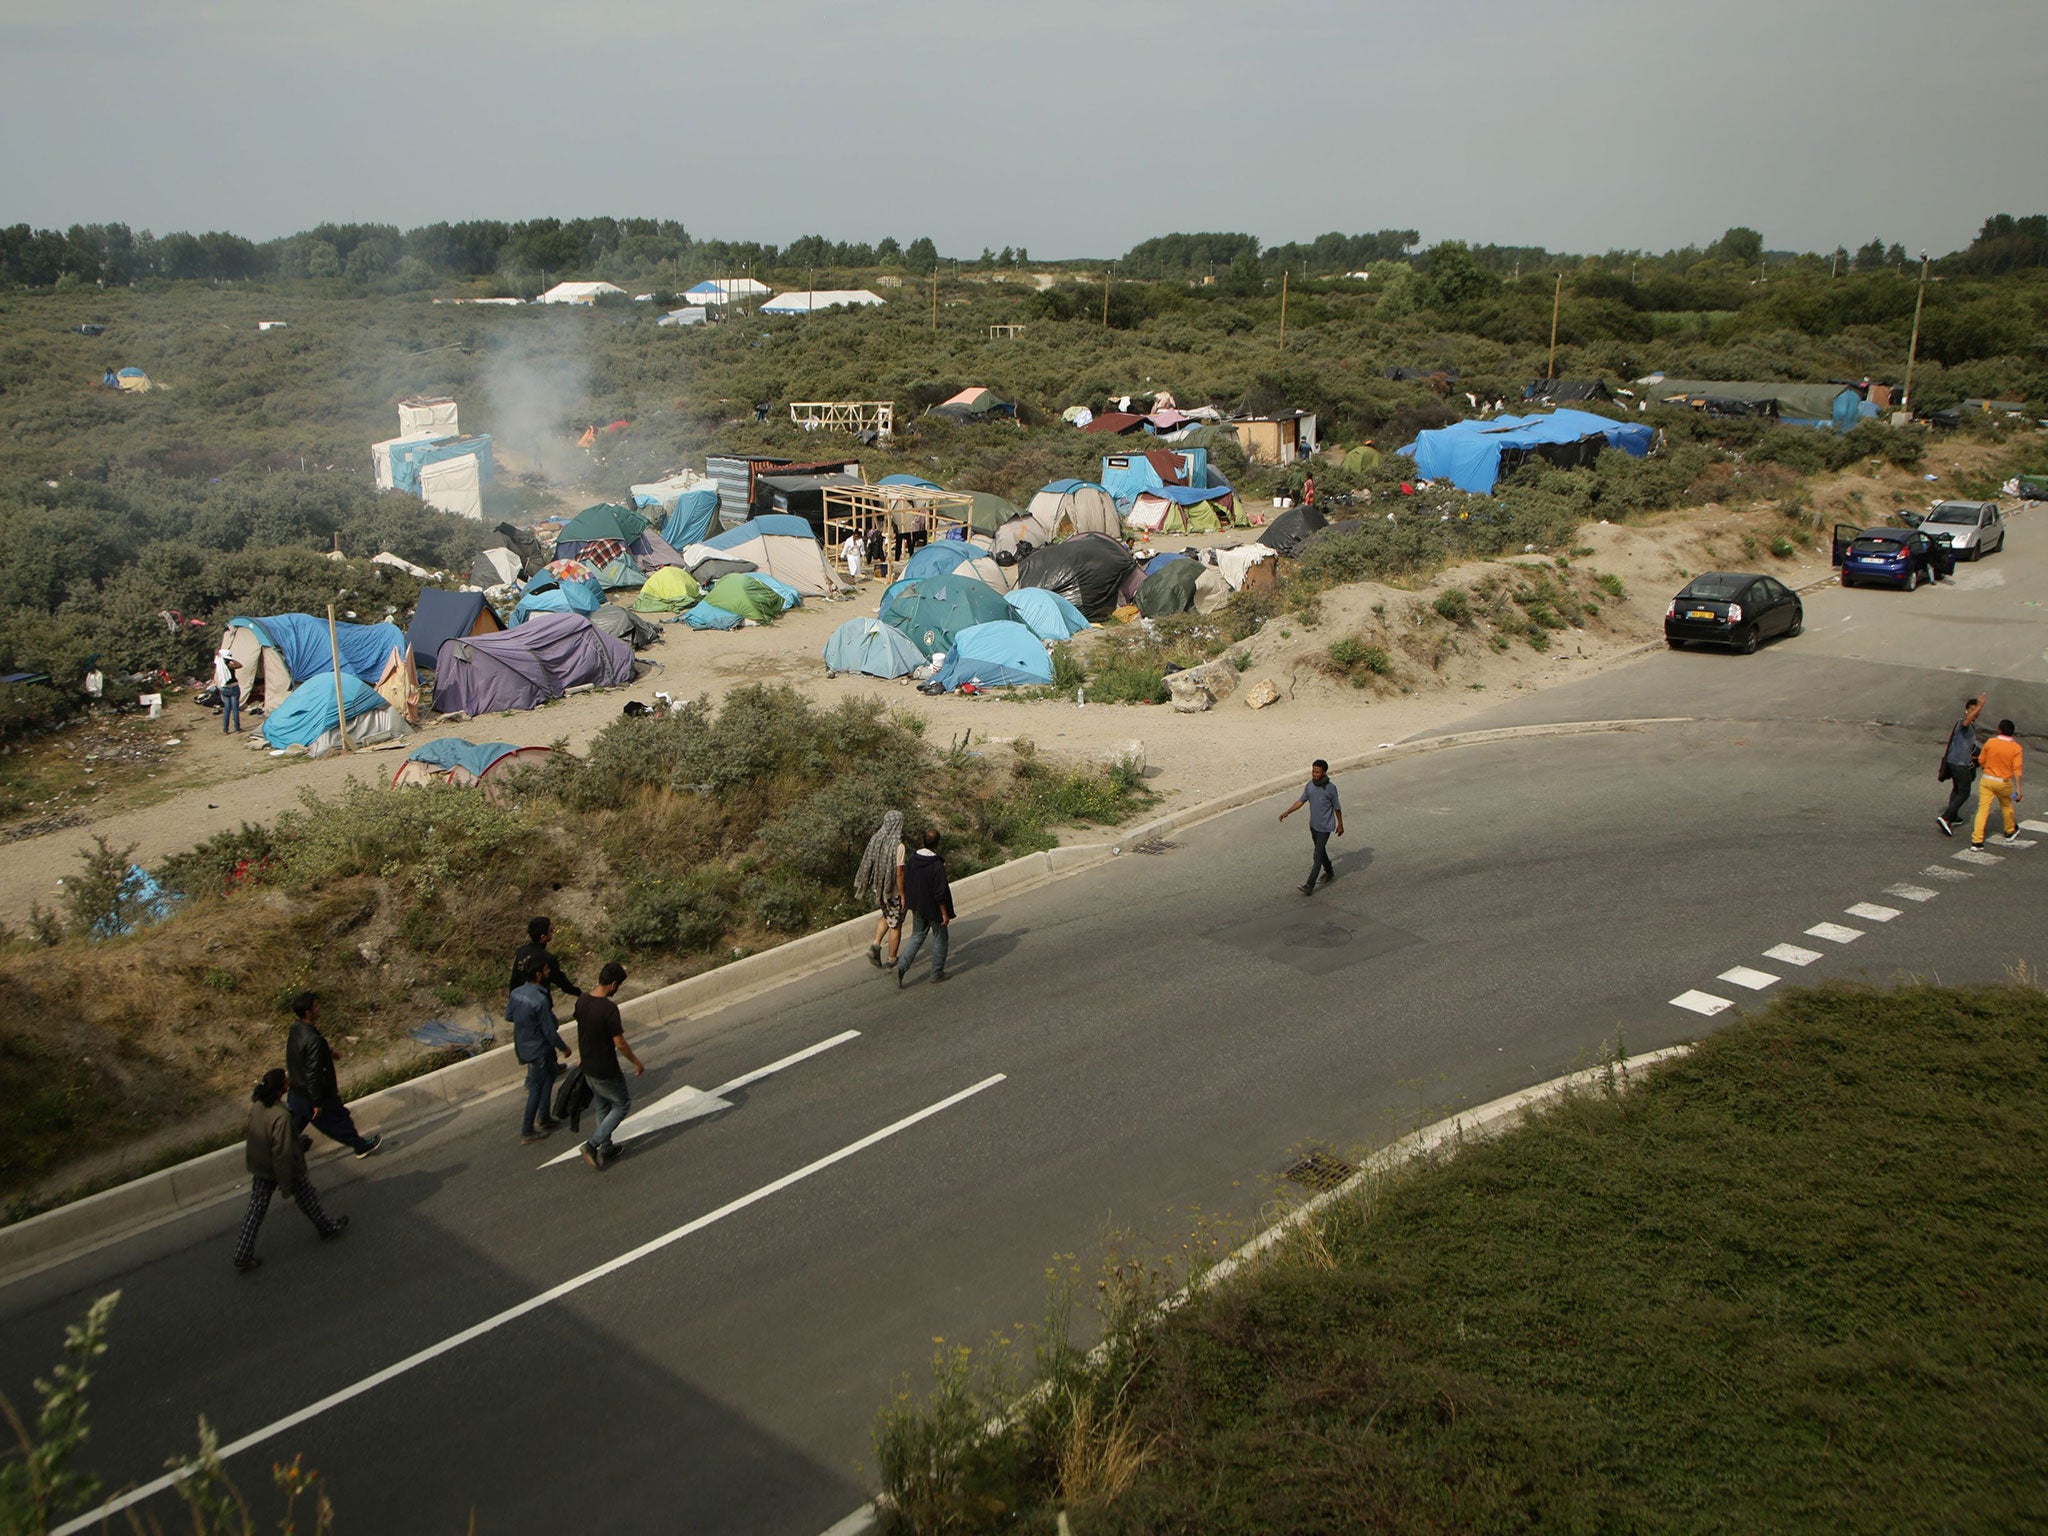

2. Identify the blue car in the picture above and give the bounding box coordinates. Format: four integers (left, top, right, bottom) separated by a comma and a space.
1834, 525, 1937, 590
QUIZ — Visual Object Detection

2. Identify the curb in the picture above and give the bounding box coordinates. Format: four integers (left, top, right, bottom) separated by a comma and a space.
0, 715, 1689, 1290
816, 1041, 1695, 1536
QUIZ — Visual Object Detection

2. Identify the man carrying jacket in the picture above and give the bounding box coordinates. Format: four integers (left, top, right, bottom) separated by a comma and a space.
895, 828, 956, 987
286, 993, 382, 1158
509, 955, 571, 1143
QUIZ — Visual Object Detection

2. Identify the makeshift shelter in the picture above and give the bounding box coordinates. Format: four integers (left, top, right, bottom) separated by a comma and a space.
1100, 447, 1215, 507
1637, 378, 1859, 431
1024, 480, 1124, 544
406, 589, 503, 673
1232, 410, 1318, 464
1523, 379, 1613, 404
927, 387, 1015, 423
684, 515, 843, 597
1398, 409, 1655, 494
260, 672, 402, 756
390, 739, 551, 799
820, 483, 973, 582
1126, 490, 1229, 534
1082, 412, 1147, 435
658, 488, 722, 550
553, 504, 650, 562
222, 615, 407, 707
902, 542, 1010, 591
432, 613, 633, 714
934, 622, 1055, 691
1258, 505, 1330, 557
657, 307, 707, 328
823, 618, 927, 679
758, 289, 886, 315
1003, 587, 1090, 642
705, 454, 862, 526
880, 577, 1011, 657
419, 452, 485, 519
1015, 534, 1136, 621
755, 472, 865, 533
397, 396, 459, 437
588, 604, 662, 649
385, 434, 494, 497
1135, 558, 1203, 618
373, 432, 450, 491
114, 367, 152, 393
632, 566, 703, 613
536, 281, 627, 305
511, 569, 605, 625
631, 471, 717, 513
698, 573, 786, 624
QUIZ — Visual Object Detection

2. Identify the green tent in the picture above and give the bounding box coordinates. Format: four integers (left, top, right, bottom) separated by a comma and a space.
965, 491, 1026, 536
557, 503, 651, 546
1136, 558, 1202, 617
596, 552, 647, 590
1342, 445, 1383, 473
632, 565, 702, 612
702, 573, 785, 623
880, 576, 1011, 657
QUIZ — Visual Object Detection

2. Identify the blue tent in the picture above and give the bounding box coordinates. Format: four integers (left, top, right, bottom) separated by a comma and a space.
1003, 587, 1091, 642
260, 671, 388, 749
901, 543, 983, 583
748, 572, 805, 610
701, 514, 817, 548
1143, 552, 1187, 575
405, 590, 502, 674
402, 739, 522, 778
512, 572, 604, 624
1398, 409, 1654, 494
823, 618, 927, 679
934, 621, 1055, 691
683, 602, 744, 630
878, 473, 943, 490
229, 615, 404, 683
661, 489, 721, 550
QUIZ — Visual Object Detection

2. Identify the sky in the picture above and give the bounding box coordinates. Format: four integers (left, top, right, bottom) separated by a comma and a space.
3, 0, 2043, 261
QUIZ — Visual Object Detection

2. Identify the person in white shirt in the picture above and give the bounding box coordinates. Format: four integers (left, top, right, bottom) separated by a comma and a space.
213, 647, 244, 733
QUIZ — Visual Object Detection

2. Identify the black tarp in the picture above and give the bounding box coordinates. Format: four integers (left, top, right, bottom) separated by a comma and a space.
1135, 558, 1201, 617
1016, 533, 1136, 621
1258, 505, 1330, 557
1385, 366, 1458, 383
485, 522, 545, 577
406, 589, 502, 673
588, 604, 662, 649
1523, 378, 1612, 403
1498, 434, 1606, 479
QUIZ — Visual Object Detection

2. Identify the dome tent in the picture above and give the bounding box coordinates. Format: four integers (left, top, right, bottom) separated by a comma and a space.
1003, 587, 1090, 642
432, 613, 633, 714
1024, 479, 1122, 544
632, 565, 702, 612
934, 621, 1055, 691
390, 739, 554, 800
698, 573, 786, 623
901, 542, 1012, 592
880, 576, 1011, 658
823, 618, 927, 679
1135, 557, 1203, 617
260, 672, 403, 756
1015, 533, 1136, 621
660, 488, 722, 550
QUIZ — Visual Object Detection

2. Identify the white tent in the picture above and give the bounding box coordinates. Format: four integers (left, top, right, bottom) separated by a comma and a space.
419, 454, 484, 520
684, 278, 769, 305
372, 432, 449, 491
536, 281, 627, 305
398, 396, 459, 437
758, 289, 886, 315
1024, 482, 1123, 544
657, 307, 707, 327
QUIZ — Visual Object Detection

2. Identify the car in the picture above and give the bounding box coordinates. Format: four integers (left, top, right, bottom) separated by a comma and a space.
1835, 526, 1936, 589
1664, 572, 1803, 653
1919, 499, 2005, 559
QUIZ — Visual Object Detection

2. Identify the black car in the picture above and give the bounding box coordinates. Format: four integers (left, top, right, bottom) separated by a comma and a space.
1664, 572, 1803, 653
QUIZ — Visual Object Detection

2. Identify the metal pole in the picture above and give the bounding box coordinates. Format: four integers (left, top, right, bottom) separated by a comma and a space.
1101, 263, 1111, 330
1902, 249, 1930, 413
1278, 269, 1289, 348
326, 603, 350, 754
1546, 273, 1563, 382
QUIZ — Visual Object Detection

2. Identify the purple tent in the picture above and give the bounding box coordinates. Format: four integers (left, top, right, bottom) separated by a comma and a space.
431, 612, 634, 714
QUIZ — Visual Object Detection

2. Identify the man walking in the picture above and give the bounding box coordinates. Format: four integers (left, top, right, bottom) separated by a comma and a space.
509, 956, 571, 1143
576, 963, 644, 1170
511, 916, 581, 1002
233, 1068, 347, 1273
1937, 695, 1985, 836
896, 828, 955, 986
285, 994, 382, 1158
1279, 759, 1344, 895
1972, 718, 2025, 850
214, 645, 243, 734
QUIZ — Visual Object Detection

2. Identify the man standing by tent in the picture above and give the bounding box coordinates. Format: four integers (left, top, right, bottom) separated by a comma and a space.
286, 993, 383, 1158
213, 644, 243, 734
895, 828, 955, 986
1279, 759, 1344, 896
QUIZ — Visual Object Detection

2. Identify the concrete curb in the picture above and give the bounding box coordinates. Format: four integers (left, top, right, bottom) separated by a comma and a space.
817, 1041, 1695, 1536
0, 715, 1690, 1290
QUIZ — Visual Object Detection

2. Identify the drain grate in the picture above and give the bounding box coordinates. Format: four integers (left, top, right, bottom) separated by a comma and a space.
1131, 838, 1179, 855
1282, 1150, 1358, 1193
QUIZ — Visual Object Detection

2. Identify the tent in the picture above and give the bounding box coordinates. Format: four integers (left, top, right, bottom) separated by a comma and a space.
659, 488, 722, 549
823, 618, 927, 679
390, 739, 552, 799
878, 473, 943, 490
1636, 378, 1859, 431
114, 367, 152, 393
1127, 493, 1226, 534
903, 542, 1008, 587
933, 621, 1055, 691
657, 307, 707, 328
1398, 409, 1655, 494
963, 490, 1025, 536
880, 576, 1011, 657
1015, 534, 1136, 621
631, 472, 716, 512
473, 547, 522, 588
1003, 587, 1091, 642
698, 573, 786, 623
758, 289, 886, 315
553, 504, 651, 562
683, 278, 770, 305
928, 387, 1014, 423
511, 569, 605, 625
683, 515, 843, 597
222, 615, 408, 706
1024, 480, 1124, 544
589, 604, 662, 648
1258, 505, 1330, 557
684, 602, 744, 631
632, 565, 702, 612
260, 672, 402, 756
594, 552, 647, 590
1341, 445, 1383, 473
406, 590, 503, 673
433, 613, 633, 714
536, 281, 627, 305
1135, 558, 1203, 617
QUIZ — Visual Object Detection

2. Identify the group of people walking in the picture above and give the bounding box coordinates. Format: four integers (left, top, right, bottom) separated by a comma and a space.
1938, 696, 2026, 848
856, 811, 957, 985
506, 917, 644, 1169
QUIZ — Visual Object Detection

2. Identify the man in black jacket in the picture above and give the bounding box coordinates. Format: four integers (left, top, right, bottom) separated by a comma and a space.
286, 993, 382, 1158
895, 828, 956, 987
510, 916, 581, 1003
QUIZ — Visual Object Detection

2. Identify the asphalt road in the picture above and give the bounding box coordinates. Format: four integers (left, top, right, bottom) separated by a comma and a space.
5, 519, 2044, 1536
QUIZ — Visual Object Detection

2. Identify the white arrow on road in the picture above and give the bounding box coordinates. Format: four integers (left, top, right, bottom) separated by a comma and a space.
542, 1029, 860, 1167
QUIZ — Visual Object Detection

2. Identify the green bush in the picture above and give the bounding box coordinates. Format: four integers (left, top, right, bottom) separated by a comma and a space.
1432, 588, 1472, 623
1595, 572, 1626, 598
1088, 657, 1168, 705
1770, 535, 1797, 558
607, 868, 737, 953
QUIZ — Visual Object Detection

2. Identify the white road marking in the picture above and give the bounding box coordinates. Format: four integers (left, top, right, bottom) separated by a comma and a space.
1718, 966, 1780, 991
1955, 848, 2004, 866
1765, 943, 1825, 966
2021, 819, 2048, 834
2000, 837, 2038, 849
1805, 922, 1864, 944
1920, 865, 1973, 882
52, 1073, 1009, 1536
1845, 902, 1901, 922
543, 1030, 861, 1168
1885, 884, 1940, 902
1671, 990, 1733, 1016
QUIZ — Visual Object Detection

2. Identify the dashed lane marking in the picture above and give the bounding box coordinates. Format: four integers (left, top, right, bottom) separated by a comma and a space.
1671, 990, 1734, 1016
2022, 819, 2048, 834
1765, 943, 1825, 966
1955, 848, 2004, 866
1920, 865, 1973, 882
1718, 966, 1780, 991
1805, 922, 1864, 944
2002, 837, 2039, 849
1845, 902, 1901, 922
1885, 884, 1940, 902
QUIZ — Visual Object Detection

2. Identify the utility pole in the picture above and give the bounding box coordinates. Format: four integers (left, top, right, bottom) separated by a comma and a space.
1278, 269, 1289, 348
931, 263, 938, 333
1902, 248, 1931, 413
1546, 272, 1563, 383
1101, 263, 1111, 330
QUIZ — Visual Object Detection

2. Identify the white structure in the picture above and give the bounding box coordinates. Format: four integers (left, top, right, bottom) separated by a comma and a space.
536, 281, 627, 305
758, 289, 886, 316
371, 433, 447, 491
419, 454, 484, 520
657, 306, 707, 327
257, 320, 288, 331
683, 278, 770, 306
397, 395, 459, 438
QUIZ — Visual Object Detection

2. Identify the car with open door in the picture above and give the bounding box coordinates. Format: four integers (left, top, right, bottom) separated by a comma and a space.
1664, 572, 1803, 653
1919, 499, 2005, 559
1835, 525, 1936, 589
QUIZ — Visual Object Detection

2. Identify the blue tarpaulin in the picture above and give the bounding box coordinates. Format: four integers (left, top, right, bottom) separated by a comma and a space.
683, 602, 744, 630
1003, 587, 1091, 642
934, 620, 1055, 691
260, 671, 387, 749
702, 514, 816, 547
403, 738, 523, 778
660, 489, 721, 549
230, 615, 404, 684
1398, 409, 1654, 494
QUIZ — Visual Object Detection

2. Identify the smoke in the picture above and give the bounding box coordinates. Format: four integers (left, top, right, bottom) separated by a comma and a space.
481, 324, 593, 485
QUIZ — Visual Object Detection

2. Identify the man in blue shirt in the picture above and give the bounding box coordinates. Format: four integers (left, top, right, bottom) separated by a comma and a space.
1937, 694, 1984, 836
1278, 758, 1344, 895
507, 956, 570, 1143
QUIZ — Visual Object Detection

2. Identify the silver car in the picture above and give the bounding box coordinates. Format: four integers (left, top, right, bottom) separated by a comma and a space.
1921, 500, 2006, 559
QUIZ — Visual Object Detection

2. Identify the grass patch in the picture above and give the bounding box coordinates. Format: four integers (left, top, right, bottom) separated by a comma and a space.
875, 985, 2048, 1534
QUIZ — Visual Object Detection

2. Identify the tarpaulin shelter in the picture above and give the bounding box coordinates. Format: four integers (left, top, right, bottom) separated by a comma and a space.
222, 615, 408, 706
963, 491, 1025, 536
632, 566, 702, 612
823, 618, 926, 679
390, 739, 552, 800
406, 589, 503, 673
1100, 447, 1215, 507
631, 472, 717, 512
114, 367, 152, 393
553, 504, 651, 562
1258, 504, 1330, 557
659, 488, 722, 550
698, 573, 786, 623
683, 515, 843, 597
1398, 409, 1655, 494
511, 569, 605, 625
1135, 558, 1203, 617
902, 542, 1010, 591
260, 672, 403, 756
1015, 533, 1136, 621
385, 434, 494, 497
1003, 587, 1091, 642
419, 452, 485, 520
433, 613, 633, 714
880, 576, 1011, 657
1524, 379, 1613, 404
1082, 412, 1147, 435
1126, 490, 1229, 534
373, 432, 451, 491
1637, 378, 1859, 431
934, 621, 1054, 691
1024, 481, 1123, 544
588, 604, 662, 649
928, 387, 1014, 423
397, 396, 459, 437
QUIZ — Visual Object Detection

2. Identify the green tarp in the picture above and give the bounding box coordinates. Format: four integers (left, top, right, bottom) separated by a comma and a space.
701, 573, 785, 623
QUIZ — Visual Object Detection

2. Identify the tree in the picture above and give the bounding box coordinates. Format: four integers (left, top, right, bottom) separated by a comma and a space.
1854, 239, 1888, 272
1424, 241, 1495, 308
998, 246, 1014, 266
1015, 246, 1028, 266
1886, 243, 1907, 268
1710, 226, 1765, 267
875, 236, 901, 262
305, 240, 341, 280
1375, 263, 1426, 319
905, 237, 938, 273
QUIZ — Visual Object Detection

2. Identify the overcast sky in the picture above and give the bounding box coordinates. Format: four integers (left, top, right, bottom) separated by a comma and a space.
3, 0, 2042, 260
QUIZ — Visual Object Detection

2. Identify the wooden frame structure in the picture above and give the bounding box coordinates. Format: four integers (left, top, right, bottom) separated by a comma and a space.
789, 400, 894, 439
988, 323, 1026, 339
821, 484, 973, 583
